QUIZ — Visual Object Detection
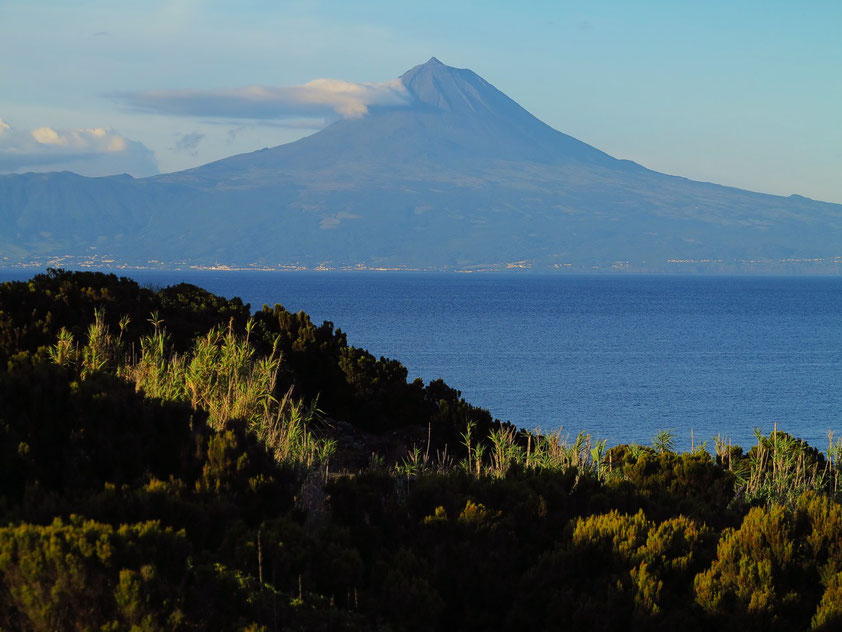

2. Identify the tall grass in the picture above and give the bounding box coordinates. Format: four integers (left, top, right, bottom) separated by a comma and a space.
49, 309, 128, 378
50, 313, 334, 469
126, 319, 278, 429
398, 420, 842, 507
736, 426, 829, 507
258, 388, 337, 469
50, 312, 842, 495
828, 430, 842, 495
397, 421, 608, 481
714, 425, 841, 507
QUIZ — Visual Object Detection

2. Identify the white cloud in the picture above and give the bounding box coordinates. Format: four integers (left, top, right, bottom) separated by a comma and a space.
0, 118, 158, 177
31, 127, 64, 145
116, 77, 412, 121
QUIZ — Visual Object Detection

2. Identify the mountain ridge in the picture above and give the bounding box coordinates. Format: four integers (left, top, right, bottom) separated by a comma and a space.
1, 58, 841, 272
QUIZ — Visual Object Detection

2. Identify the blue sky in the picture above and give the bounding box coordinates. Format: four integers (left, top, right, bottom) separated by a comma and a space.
1, 0, 840, 202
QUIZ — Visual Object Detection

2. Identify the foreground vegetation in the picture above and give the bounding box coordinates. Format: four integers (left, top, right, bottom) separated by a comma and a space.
2, 269, 842, 630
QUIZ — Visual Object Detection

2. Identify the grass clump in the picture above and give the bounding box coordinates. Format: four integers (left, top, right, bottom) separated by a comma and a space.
717, 425, 834, 508
51, 312, 335, 470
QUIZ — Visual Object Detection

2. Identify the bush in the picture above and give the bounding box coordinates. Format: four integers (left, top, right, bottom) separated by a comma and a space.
695, 492, 842, 630
0, 516, 190, 630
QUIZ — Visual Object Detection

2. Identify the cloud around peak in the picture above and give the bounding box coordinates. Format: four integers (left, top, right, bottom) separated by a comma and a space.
0, 118, 158, 177
114, 77, 412, 122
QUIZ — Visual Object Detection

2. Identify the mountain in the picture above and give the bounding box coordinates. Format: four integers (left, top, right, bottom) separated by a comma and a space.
2, 57, 841, 272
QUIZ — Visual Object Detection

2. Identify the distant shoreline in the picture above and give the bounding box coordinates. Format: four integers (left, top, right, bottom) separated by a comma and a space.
2, 260, 842, 275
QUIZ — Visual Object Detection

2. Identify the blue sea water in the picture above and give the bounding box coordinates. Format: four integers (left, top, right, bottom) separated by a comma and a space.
4, 270, 841, 451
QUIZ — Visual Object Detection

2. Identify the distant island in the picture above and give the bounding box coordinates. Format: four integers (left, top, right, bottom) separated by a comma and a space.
2, 269, 842, 630
5, 255, 842, 274
2, 58, 841, 274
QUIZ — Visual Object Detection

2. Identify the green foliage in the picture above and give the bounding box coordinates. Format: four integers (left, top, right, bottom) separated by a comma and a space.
733, 429, 831, 507
125, 320, 279, 430
0, 360, 200, 507
653, 429, 676, 454
126, 319, 335, 468
47, 308, 336, 471
0, 269, 250, 367
572, 510, 713, 615
4, 271, 842, 631
813, 570, 842, 629
0, 516, 190, 630
3, 270, 503, 449
530, 430, 607, 476
507, 508, 714, 630
449, 422, 610, 480
605, 446, 737, 526
695, 492, 842, 630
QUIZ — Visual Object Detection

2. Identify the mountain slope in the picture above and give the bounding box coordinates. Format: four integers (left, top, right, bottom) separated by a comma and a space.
1, 58, 840, 272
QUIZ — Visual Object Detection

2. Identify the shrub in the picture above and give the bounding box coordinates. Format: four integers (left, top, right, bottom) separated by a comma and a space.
695, 492, 842, 630
0, 516, 189, 630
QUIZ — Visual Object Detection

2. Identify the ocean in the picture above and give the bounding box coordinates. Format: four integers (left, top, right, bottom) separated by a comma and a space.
4, 269, 841, 452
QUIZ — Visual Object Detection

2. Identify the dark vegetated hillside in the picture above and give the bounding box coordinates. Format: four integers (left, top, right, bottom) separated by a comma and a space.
1, 270, 842, 631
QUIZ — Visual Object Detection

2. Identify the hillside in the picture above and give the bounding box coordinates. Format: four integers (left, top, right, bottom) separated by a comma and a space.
2, 270, 842, 630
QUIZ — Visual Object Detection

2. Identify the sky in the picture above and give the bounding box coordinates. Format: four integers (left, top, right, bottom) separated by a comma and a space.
1, 0, 840, 202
